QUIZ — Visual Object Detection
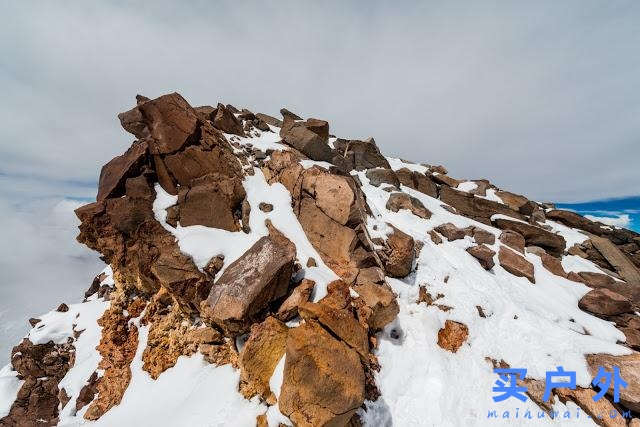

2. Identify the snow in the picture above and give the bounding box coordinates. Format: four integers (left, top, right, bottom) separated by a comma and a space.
479, 188, 504, 204
561, 255, 609, 275
224, 129, 288, 152
544, 220, 589, 248
93, 325, 266, 427
153, 169, 338, 300
456, 181, 478, 193
0, 364, 22, 418
386, 157, 429, 174
355, 170, 629, 426
299, 159, 332, 170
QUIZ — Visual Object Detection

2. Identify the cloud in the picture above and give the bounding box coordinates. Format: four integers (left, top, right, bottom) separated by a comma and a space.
584, 213, 631, 228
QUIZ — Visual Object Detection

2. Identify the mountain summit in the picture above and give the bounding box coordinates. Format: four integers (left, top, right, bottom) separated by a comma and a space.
1, 92, 640, 426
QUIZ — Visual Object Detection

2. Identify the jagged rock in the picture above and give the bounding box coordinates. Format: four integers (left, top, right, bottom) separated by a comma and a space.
201, 232, 296, 333
239, 316, 288, 402
434, 223, 466, 241
203, 255, 225, 279
256, 112, 282, 128
466, 245, 496, 270
365, 168, 399, 188
439, 186, 525, 225
280, 108, 301, 120
355, 267, 385, 285
437, 320, 468, 353
492, 217, 566, 257
279, 321, 365, 427
331, 138, 391, 171
586, 352, 640, 412
395, 168, 438, 197
96, 141, 148, 201
578, 272, 640, 303
498, 246, 535, 283
430, 173, 460, 188
276, 279, 315, 321
382, 227, 415, 278
28, 318, 40, 327
386, 192, 431, 219
428, 230, 443, 244
353, 282, 399, 330
258, 202, 273, 212
298, 301, 369, 359
495, 190, 529, 211
555, 387, 627, 427
176, 179, 244, 231
527, 246, 567, 277
472, 228, 495, 245
56, 303, 69, 312
590, 235, 640, 286
499, 230, 525, 253
301, 170, 355, 225
212, 103, 244, 136
578, 289, 633, 316
118, 92, 198, 154
280, 116, 334, 162
546, 209, 603, 235
162, 142, 244, 188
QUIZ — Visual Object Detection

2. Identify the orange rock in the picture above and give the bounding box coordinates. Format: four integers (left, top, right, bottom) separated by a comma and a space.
437, 320, 469, 353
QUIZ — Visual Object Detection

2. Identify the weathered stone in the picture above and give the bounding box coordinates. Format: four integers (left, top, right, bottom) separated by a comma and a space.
428, 230, 442, 244
276, 279, 315, 321
578, 288, 632, 316
302, 171, 355, 225
466, 245, 496, 270
495, 190, 529, 211
353, 282, 399, 330
437, 320, 468, 353
493, 217, 566, 257
555, 387, 627, 427
239, 316, 288, 401
163, 144, 243, 188
280, 117, 334, 162
546, 209, 604, 235
430, 173, 460, 188
331, 138, 391, 171
590, 235, 640, 286
473, 228, 495, 245
201, 232, 296, 333
439, 186, 526, 224
212, 103, 244, 136
499, 230, 525, 253
383, 227, 415, 278
355, 267, 385, 285
434, 223, 466, 241
386, 192, 431, 219
365, 168, 399, 188
498, 246, 535, 283
255, 112, 282, 128
96, 141, 148, 201
279, 322, 365, 427
395, 168, 438, 198
586, 352, 640, 412
176, 181, 243, 231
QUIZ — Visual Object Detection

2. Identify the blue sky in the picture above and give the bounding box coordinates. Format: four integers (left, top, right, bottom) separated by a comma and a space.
557, 196, 640, 232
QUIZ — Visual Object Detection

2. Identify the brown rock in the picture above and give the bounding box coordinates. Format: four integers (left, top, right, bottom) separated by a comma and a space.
428, 230, 442, 244
212, 103, 244, 136
280, 108, 302, 120
498, 246, 535, 283
586, 352, 640, 412
302, 172, 355, 225
437, 320, 469, 353
276, 279, 315, 321
176, 180, 243, 231
493, 217, 566, 257
622, 328, 640, 349
473, 228, 495, 245
96, 141, 148, 201
395, 168, 438, 198
530, 249, 567, 278
258, 202, 273, 212
365, 168, 399, 188
28, 317, 41, 327
383, 227, 415, 278
353, 282, 399, 330
499, 230, 526, 253
163, 144, 244, 188
280, 117, 334, 162
439, 186, 526, 224
239, 316, 288, 401
555, 387, 627, 427
495, 190, 529, 211
355, 267, 385, 285
578, 288, 632, 316
203, 255, 225, 279
386, 192, 431, 219
201, 232, 296, 333
331, 138, 391, 172
434, 223, 466, 241
279, 322, 365, 427
547, 209, 603, 235
430, 173, 460, 188
466, 245, 496, 270
256, 112, 283, 128
56, 303, 69, 312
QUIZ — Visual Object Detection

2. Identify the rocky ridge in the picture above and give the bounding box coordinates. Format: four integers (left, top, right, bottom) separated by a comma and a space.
0, 92, 639, 426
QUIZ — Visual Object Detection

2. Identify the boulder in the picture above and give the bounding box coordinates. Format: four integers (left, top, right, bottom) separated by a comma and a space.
578, 272, 640, 303
255, 112, 282, 128
212, 103, 244, 136
586, 352, 640, 412
578, 289, 633, 316
276, 279, 315, 321
163, 143, 244, 187
439, 186, 526, 224
590, 235, 640, 286
499, 230, 526, 253
365, 168, 400, 188
495, 190, 529, 211
386, 192, 431, 219
118, 92, 198, 154
176, 181, 242, 231
466, 245, 496, 270
546, 209, 603, 235
395, 168, 438, 198
331, 138, 391, 171
492, 217, 566, 257
431, 173, 460, 188
280, 108, 301, 120
555, 387, 627, 427
434, 223, 466, 241
301, 171, 355, 225
280, 117, 334, 162
279, 322, 365, 427
473, 228, 495, 245
437, 320, 469, 353
527, 247, 567, 278
239, 316, 288, 402
96, 141, 148, 201
382, 227, 415, 278
498, 246, 535, 283
201, 232, 296, 333
353, 282, 399, 330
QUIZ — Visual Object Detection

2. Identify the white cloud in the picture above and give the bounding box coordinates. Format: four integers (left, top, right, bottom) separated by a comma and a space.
584, 213, 631, 228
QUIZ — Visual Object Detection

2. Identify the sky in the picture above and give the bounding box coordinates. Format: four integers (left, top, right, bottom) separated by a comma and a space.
0, 0, 639, 362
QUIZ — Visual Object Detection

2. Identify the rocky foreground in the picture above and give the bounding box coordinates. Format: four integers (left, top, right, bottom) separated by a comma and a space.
1, 93, 640, 426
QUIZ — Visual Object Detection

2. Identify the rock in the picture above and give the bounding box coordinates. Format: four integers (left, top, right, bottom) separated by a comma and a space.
298, 301, 369, 358
306, 257, 317, 267
473, 228, 495, 245
201, 232, 296, 333
162, 143, 244, 188
301, 171, 355, 225
555, 387, 627, 427
118, 92, 198, 154
499, 230, 526, 253
353, 282, 399, 330
212, 103, 244, 136
622, 328, 640, 350
355, 267, 385, 285
75, 371, 100, 412
28, 318, 41, 327
96, 141, 148, 201
256, 112, 283, 128
280, 117, 334, 162
176, 180, 243, 231
428, 230, 442, 244
434, 223, 466, 241
279, 322, 365, 427
395, 168, 438, 198
492, 217, 566, 257
466, 245, 496, 270
578, 289, 632, 316
530, 248, 567, 278
430, 173, 460, 188
437, 320, 469, 353
495, 190, 529, 211
383, 227, 415, 278
239, 316, 288, 401
386, 192, 431, 219
439, 186, 526, 224
577, 272, 640, 304
56, 303, 69, 312
276, 279, 315, 321
498, 246, 535, 283
258, 202, 273, 212
331, 138, 391, 171
586, 352, 640, 412
365, 168, 399, 188
546, 209, 603, 235
203, 255, 225, 279
590, 235, 640, 286
280, 108, 301, 120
